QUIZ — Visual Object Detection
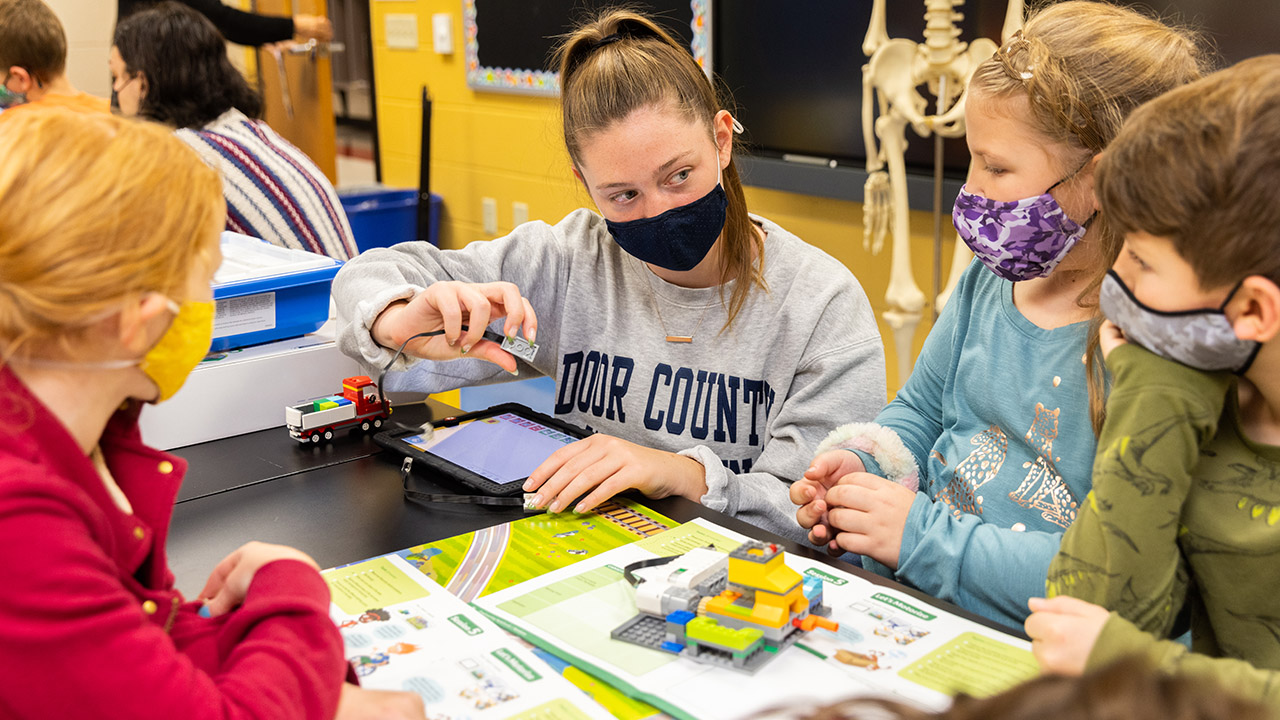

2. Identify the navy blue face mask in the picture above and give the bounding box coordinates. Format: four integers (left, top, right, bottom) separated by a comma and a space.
604, 179, 728, 272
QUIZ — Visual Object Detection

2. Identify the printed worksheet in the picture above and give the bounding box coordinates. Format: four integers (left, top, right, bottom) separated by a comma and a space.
325, 554, 615, 720
472, 519, 1038, 720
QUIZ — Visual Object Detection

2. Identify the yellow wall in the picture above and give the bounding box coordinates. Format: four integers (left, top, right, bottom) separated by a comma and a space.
369, 1, 957, 390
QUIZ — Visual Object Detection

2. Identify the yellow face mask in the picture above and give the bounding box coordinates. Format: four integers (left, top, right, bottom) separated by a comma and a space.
138, 299, 216, 402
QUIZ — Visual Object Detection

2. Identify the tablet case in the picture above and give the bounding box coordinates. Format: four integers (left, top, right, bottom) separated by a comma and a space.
374, 402, 591, 497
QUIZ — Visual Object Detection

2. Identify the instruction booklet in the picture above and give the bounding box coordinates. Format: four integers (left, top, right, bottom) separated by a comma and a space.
322, 498, 678, 719
471, 518, 1039, 720
324, 553, 617, 720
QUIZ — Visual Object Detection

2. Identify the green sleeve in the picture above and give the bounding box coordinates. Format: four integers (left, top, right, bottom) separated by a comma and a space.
1048, 344, 1231, 635
1090, 613, 1280, 713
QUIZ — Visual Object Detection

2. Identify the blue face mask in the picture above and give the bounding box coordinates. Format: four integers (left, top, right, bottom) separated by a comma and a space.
604, 164, 728, 272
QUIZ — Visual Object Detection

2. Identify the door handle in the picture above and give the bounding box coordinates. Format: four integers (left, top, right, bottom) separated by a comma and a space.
287, 39, 346, 59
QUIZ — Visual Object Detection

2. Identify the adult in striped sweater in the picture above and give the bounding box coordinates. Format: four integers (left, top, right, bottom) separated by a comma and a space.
110, 2, 357, 261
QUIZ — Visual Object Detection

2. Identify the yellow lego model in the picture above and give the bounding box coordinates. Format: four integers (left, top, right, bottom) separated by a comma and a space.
612, 542, 838, 673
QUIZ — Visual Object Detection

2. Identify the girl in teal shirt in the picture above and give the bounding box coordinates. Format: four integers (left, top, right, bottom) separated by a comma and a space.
792, 1, 1206, 629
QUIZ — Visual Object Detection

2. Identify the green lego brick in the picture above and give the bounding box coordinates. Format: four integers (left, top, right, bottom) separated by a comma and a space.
716, 601, 753, 618
685, 616, 762, 652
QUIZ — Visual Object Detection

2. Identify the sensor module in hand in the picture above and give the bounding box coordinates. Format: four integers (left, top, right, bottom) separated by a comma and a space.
485, 329, 538, 364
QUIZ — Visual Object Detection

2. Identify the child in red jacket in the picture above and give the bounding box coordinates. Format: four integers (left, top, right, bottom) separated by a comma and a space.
0, 109, 422, 719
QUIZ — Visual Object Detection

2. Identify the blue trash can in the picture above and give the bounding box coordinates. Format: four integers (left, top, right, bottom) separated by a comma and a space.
339, 189, 442, 252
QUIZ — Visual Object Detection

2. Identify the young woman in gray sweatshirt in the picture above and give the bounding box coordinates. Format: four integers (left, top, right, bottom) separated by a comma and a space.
332, 10, 885, 544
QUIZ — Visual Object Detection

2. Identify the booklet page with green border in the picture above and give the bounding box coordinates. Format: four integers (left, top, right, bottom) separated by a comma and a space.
473, 518, 1038, 720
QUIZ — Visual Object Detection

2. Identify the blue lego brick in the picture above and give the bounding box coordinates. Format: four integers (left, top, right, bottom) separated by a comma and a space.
666, 610, 696, 626
660, 641, 686, 654
803, 576, 823, 599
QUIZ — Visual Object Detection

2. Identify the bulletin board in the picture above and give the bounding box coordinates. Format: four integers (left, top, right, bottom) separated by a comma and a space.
463, 0, 710, 95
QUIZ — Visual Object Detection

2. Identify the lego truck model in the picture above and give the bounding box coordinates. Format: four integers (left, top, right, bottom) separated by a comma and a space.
286, 375, 390, 443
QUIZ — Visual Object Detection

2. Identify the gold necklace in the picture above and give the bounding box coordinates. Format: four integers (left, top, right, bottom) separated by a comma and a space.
636, 262, 713, 343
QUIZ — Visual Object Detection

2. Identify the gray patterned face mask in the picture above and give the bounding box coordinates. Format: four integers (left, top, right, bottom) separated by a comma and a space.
1100, 270, 1260, 373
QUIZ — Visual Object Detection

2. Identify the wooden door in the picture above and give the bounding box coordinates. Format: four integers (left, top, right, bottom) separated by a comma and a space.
256, 0, 338, 183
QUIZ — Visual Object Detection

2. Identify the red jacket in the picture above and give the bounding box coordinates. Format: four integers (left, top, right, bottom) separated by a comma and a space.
0, 367, 347, 719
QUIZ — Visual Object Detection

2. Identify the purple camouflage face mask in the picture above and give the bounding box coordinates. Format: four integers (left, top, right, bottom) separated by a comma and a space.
952, 175, 1091, 282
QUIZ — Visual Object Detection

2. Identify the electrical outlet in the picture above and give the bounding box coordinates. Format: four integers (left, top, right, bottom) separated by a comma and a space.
512, 201, 529, 226
385, 14, 418, 50
431, 13, 454, 54
482, 197, 498, 235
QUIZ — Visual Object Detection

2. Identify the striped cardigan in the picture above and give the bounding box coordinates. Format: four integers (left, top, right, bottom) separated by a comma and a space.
177, 109, 358, 260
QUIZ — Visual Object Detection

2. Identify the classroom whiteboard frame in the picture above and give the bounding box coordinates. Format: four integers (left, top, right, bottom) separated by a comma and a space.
463, 0, 712, 96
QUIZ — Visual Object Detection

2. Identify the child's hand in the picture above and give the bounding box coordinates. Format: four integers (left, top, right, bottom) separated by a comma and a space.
1099, 319, 1129, 359
792, 450, 867, 547
822, 472, 915, 569
334, 684, 426, 720
1024, 596, 1111, 676
371, 281, 537, 374
198, 542, 320, 617
522, 434, 707, 514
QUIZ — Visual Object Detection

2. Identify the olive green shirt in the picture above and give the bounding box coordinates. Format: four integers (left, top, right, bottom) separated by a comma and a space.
1049, 344, 1280, 708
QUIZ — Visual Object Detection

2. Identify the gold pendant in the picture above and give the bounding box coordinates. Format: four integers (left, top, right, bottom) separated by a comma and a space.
664, 335, 694, 343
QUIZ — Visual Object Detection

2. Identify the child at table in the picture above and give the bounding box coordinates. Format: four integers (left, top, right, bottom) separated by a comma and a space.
1028, 55, 1280, 709
0, 110, 421, 719
790, 1, 1206, 629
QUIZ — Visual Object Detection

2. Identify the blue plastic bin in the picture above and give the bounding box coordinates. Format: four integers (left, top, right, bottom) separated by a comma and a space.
339, 188, 441, 252
210, 232, 343, 351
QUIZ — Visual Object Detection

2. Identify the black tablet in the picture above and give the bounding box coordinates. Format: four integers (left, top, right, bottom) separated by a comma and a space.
374, 403, 591, 497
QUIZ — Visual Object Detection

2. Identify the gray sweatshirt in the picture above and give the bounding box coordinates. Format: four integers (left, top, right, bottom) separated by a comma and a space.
333, 209, 886, 544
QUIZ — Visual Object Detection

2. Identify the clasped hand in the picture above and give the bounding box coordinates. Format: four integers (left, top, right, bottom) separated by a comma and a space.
790, 449, 915, 568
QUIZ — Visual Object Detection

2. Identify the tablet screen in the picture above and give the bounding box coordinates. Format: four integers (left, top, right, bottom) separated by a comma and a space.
401, 412, 579, 484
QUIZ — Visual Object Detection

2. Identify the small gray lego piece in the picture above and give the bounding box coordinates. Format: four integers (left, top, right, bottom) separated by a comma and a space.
659, 587, 700, 616
500, 334, 539, 363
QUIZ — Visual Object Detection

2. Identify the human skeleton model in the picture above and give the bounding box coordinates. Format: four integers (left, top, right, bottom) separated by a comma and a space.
862, 0, 1024, 386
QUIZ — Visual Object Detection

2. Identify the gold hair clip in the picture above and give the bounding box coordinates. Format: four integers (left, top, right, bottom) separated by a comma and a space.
1000, 28, 1029, 53
998, 29, 1035, 81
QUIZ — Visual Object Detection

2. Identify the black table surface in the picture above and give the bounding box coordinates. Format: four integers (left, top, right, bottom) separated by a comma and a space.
167, 399, 1023, 638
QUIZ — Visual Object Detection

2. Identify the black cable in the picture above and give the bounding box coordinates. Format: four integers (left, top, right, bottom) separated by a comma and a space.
377, 328, 449, 415
621, 546, 724, 587
622, 555, 681, 588
377, 324, 512, 414
399, 457, 530, 508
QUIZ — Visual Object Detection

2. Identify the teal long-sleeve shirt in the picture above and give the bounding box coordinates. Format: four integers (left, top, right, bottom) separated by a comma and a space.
854, 261, 1098, 629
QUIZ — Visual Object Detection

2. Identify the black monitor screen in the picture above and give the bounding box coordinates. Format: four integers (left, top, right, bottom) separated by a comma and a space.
715, 0, 1007, 177
714, 0, 1279, 179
